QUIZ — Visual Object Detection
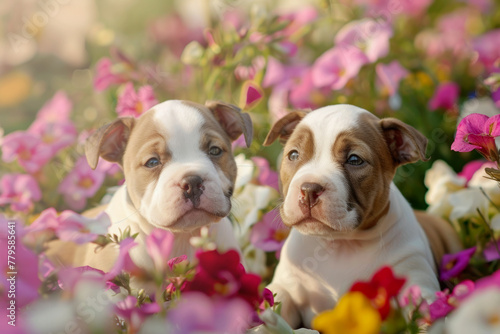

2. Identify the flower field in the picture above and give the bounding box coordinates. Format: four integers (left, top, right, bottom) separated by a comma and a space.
1, 0, 500, 333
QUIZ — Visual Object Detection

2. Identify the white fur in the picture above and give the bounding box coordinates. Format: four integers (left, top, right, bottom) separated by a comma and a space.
269, 105, 439, 328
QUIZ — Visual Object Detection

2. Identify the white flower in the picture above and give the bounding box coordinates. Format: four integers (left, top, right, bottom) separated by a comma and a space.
491, 214, 500, 231
242, 244, 268, 277
469, 165, 500, 204
446, 287, 500, 334
448, 188, 489, 222
424, 160, 466, 217
234, 153, 256, 191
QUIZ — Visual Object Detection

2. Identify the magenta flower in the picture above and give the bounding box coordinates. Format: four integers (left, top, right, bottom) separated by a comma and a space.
93, 57, 129, 91
334, 19, 393, 63
167, 292, 252, 334
451, 113, 500, 161
115, 296, 161, 331
440, 247, 476, 281
0, 215, 41, 308
493, 87, 500, 108
241, 81, 263, 110
483, 240, 500, 262
473, 29, 500, 73
250, 211, 289, 255
56, 211, 111, 244
116, 82, 158, 117
58, 156, 106, 210
429, 82, 460, 111
1, 131, 53, 173
312, 46, 368, 90
251, 157, 279, 191
0, 174, 41, 213
429, 280, 475, 320
376, 61, 409, 97
475, 269, 500, 290
146, 228, 174, 273
168, 255, 188, 271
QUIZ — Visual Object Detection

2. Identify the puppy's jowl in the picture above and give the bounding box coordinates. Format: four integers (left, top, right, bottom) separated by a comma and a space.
50, 100, 252, 272
264, 104, 461, 328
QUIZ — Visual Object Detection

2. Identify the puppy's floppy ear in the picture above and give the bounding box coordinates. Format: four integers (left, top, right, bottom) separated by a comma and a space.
85, 117, 135, 169
263, 110, 308, 146
205, 100, 253, 147
380, 118, 429, 166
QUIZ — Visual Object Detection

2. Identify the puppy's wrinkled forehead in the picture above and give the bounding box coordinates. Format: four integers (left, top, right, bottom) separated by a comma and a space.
297, 104, 374, 150
153, 100, 204, 142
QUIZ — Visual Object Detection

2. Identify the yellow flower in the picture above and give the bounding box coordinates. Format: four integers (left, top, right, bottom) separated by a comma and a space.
312, 292, 381, 334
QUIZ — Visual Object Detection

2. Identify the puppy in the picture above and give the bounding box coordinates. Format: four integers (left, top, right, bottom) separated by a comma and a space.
48, 100, 252, 273
263, 104, 461, 328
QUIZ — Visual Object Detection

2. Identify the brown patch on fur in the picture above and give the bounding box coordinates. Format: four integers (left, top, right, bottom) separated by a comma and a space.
280, 125, 315, 197
415, 210, 463, 270
331, 113, 396, 230
183, 101, 238, 188
122, 110, 171, 208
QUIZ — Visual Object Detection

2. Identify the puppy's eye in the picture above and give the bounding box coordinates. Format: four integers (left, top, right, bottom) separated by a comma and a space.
145, 157, 161, 168
208, 146, 223, 156
346, 154, 364, 166
288, 150, 300, 161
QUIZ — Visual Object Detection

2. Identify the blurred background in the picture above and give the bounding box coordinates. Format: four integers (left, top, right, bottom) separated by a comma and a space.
1, 0, 500, 210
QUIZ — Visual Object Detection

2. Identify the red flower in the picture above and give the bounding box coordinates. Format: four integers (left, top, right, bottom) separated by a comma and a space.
349, 266, 406, 320
183, 249, 266, 309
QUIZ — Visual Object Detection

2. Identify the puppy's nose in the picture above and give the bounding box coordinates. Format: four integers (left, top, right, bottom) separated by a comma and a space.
180, 175, 204, 207
299, 182, 324, 209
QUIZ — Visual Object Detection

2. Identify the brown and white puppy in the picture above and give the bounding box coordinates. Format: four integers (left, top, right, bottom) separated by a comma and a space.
50, 100, 252, 272
263, 104, 461, 328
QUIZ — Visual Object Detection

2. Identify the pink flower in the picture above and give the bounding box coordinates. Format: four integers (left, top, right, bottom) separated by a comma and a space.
475, 269, 500, 290
250, 210, 289, 256
241, 81, 263, 110
429, 280, 475, 320
493, 87, 500, 108
0, 174, 41, 213
440, 247, 476, 281
353, 0, 431, 17
312, 46, 368, 90
289, 69, 327, 110
28, 207, 60, 233
334, 19, 393, 63
146, 228, 174, 273
457, 160, 489, 183
115, 296, 161, 331
234, 56, 265, 81
57, 266, 119, 292
251, 157, 279, 191
103, 238, 140, 281
399, 285, 430, 323
168, 255, 188, 271
93, 57, 129, 91
279, 5, 318, 38
451, 113, 500, 161
1, 131, 53, 173
167, 292, 252, 334
376, 61, 409, 97
0, 215, 41, 308
32, 91, 72, 123
116, 82, 158, 117
473, 29, 500, 73
58, 156, 106, 210
56, 211, 111, 244
429, 82, 460, 111
483, 240, 500, 262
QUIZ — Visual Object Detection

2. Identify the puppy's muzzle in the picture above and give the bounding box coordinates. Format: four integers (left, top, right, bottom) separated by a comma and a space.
181, 175, 205, 208
299, 182, 324, 210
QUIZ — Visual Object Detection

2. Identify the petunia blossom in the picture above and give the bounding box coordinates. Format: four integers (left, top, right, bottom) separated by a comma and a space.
55, 211, 111, 244
312, 291, 381, 334
167, 292, 253, 334
429, 280, 475, 320
1, 131, 53, 173
93, 57, 129, 91
240, 81, 263, 110
58, 156, 106, 210
376, 61, 409, 97
145, 228, 174, 274
428, 82, 460, 111
103, 238, 141, 281
250, 210, 289, 255
312, 46, 368, 90
349, 266, 406, 320
0, 173, 41, 213
473, 29, 500, 73
483, 240, 500, 262
440, 247, 476, 281
451, 113, 500, 161
115, 296, 161, 332
116, 82, 158, 117
251, 157, 279, 191
334, 19, 393, 63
